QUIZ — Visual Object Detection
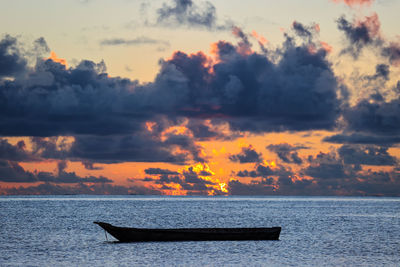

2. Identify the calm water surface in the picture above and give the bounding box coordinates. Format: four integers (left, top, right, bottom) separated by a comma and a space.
1, 196, 399, 266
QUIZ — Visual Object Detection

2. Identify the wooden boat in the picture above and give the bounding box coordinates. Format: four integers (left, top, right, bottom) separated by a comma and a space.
94, 221, 281, 242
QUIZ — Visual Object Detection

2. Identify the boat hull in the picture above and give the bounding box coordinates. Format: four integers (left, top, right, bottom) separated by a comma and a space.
94, 222, 281, 242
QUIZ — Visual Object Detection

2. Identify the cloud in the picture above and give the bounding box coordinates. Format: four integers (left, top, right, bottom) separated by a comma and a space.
33, 37, 50, 56
382, 42, 400, 66
0, 35, 27, 78
323, 70, 400, 146
266, 143, 306, 164
324, 133, 400, 145
0, 31, 341, 140
338, 144, 397, 166
161, 32, 340, 132
1, 182, 161, 195
229, 168, 400, 196
228, 179, 276, 195
229, 147, 400, 196
292, 21, 319, 42
0, 159, 113, 183
142, 163, 226, 195
337, 13, 382, 58
100, 37, 170, 47
304, 151, 359, 179
145, 168, 179, 175
365, 64, 390, 81
342, 97, 400, 136
0, 27, 342, 167
0, 139, 37, 162
0, 160, 36, 183
331, 0, 375, 7
229, 163, 317, 195
156, 0, 230, 30
81, 161, 103, 170
229, 145, 262, 163
29, 133, 203, 164
186, 119, 234, 141
237, 164, 288, 178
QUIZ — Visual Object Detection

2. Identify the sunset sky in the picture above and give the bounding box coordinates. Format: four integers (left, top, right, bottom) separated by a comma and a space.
1, 0, 400, 196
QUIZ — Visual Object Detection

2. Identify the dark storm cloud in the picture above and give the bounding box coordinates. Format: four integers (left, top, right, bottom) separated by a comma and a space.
0, 31, 341, 138
0, 28, 342, 164
37, 170, 113, 184
324, 133, 400, 145
0, 139, 36, 162
304, 152, 358, 179
229, 168, 400, 196
156, 0, 230, 30
382, 42, 400, 66
159, 32, 340, 132
145, 168, 179, 175
236, 164, 289, 178
342, 97, 400, 136
228, 179, 276, 195
81, 161, 103, 170
323, 74, 400, 145
291, 21, 319, 42
355, 170, 400, 196
100, 37, 170, 47
338, 145, 397, 166
186, 119, 234, 141
1, 182, 161, 195
324, 19, 400, 147
0, 160, 112, 183
29, 134, 201, 164
337, 13, 382, 58
0, 160, 36, 182
183, 166, 213, 181
229, 147, 400, 196
141, 164, 223, 195
366, 64, 390, 81
0, 57, 143, 137
69, 135, 192, 164
0, 35, 27, 78
337, 13, 400, 66
230, 165, 318, 195
229, 145, 262, 163
266, 143, 306, 164
33, 37, 50, 55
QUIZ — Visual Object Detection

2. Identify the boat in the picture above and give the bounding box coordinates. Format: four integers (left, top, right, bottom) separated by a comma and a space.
94, 221, 281, 242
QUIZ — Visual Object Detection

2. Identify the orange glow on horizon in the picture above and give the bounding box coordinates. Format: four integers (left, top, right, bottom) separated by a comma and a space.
219, 182, 228, 193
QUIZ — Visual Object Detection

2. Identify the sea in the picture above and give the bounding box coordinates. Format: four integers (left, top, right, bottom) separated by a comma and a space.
0, 196, 399, 267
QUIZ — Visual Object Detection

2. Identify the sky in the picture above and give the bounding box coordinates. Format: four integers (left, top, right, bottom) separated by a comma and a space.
1, 0, 400, 196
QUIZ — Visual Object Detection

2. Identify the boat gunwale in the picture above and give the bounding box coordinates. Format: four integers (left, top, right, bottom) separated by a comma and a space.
94, 221, 281, 242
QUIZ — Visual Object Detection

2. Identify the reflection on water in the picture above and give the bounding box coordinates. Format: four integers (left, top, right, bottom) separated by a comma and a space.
1, 196, 399, 266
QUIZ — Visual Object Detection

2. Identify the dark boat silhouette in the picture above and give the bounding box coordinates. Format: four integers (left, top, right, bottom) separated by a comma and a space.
94, 221, 281, 242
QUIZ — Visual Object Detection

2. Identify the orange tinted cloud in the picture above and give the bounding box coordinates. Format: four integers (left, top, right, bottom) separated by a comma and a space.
232, 26, 253, 56
314, 24, 321, 33
356, 12, 381, 38
47, 51, 67, 66
251, 30, 268, 45
320, 41, 333, 53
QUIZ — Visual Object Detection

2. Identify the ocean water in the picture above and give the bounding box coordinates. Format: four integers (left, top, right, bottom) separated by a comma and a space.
0, 196, 399, 266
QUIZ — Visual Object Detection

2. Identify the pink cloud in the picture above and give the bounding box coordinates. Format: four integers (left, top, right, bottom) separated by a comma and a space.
331, 0, 374, 7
